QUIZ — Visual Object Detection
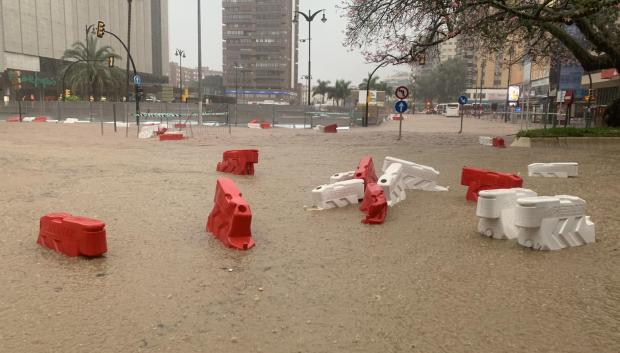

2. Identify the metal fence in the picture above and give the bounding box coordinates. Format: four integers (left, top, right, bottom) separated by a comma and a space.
468, 110, 598, 129
0, 101, 355, 129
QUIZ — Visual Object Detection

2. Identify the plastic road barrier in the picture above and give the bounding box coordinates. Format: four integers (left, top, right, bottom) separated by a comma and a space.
479, 136, 493, 146
528, 163, 578, 178
216, 149, 259, 175
359, 182, 388, 224
207, 178, 255, 250
159, 133, 184, 141
311, 179, 365, 209
515, 195, 595, 250
378, 163, 407, 206
382, 156, 448, 191
461, 167, 523, 202
476, 188, 538, 239
38, 213, 107, 257
492, 137, 506, 148
354, 156, 378, 189
330, 170, 355, 183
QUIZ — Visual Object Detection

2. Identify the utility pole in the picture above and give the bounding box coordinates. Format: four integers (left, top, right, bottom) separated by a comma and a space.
126, 0, 132, 102
197, 0, 203, 124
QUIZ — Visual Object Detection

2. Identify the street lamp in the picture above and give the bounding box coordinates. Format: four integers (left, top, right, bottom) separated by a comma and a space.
293, 9, 326, 106
175, 48, 186, 102
234, 63, 243, 126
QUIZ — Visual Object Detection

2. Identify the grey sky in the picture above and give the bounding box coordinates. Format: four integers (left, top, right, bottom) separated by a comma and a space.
168, 0, 403, 86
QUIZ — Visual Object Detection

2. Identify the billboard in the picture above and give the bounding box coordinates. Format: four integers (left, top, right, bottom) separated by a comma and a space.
508, 86, 520, 102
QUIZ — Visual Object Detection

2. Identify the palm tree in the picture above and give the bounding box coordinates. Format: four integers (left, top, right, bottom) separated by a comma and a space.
312, 79, 331, 104
358, 76, 380, 90
61, 35, 122, 100
331, 80, 352, 106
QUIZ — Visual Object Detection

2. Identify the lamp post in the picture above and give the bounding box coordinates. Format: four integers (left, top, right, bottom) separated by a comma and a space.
364, 61, 388, 127
175, 49, 186, 102
197, 0, 203, 124
234, 63, 243, 126
293, 9, 326, 107
126, 0, 132, 102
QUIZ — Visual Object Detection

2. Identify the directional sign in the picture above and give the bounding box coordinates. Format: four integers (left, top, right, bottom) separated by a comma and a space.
395, 86, 409, 100
458, 95, 468, 105
133, 74, 142, 86
395, 100, 408, 113
515, 107, 522, 113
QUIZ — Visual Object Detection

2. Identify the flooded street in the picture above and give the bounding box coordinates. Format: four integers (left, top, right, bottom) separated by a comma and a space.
1, 115, 619, 353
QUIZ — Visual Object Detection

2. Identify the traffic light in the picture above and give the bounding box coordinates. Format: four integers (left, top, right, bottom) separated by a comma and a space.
9, 70, 22, 90
64, 89, 71, 97
96, 21, 105, 38
107, 56, 114, 68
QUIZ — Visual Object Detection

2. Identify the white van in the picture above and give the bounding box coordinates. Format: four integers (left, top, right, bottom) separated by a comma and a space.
445, 103, 460, 117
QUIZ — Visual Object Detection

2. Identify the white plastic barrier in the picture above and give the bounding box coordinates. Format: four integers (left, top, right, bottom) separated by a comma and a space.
479, 136, 493, 146
382, 156, 448, 191
329, 170, 355, 183
248, 122, 261, 129
528, 163, 578, 178
310, 179, 365, 210
63, 118, 78, 124
515, 195, 595, 250
138, 124, 164, 139
476, 188, 538, 239
22, 117, 35, 122
378, 163, 407, 206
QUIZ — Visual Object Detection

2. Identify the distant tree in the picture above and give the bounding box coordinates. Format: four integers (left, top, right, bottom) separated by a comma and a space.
61, 35, 122, 100
413, 58, 467, 103
342, 0, 620, 126
358, 76, 392, 93
326, 80, 352, 106
312, 79, 331, 103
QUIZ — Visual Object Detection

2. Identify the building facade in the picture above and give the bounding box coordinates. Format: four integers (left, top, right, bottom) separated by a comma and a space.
169, 62, 222, 89
222, 0, 298, 103
0, 0, 169, 97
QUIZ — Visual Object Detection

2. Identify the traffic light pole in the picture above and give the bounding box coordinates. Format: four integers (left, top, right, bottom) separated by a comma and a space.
103, 29, 140, 127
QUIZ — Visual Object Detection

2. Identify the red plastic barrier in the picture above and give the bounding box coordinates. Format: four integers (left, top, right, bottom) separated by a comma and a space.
216, 149, 259, 175
359, 182, 387, 224
207, 178, 255, 250
492, 137, 506, 148
354, 156, 378, 189
159, 133, 184, 141
461, 167, 523, 201
323, 123, 337, 133
38, 213, 107, 257
174, 123, 186, 128
33, 116, 48, 122
7, 116, 20, 122
260, 121, 271, 129
249, 119, 259, 124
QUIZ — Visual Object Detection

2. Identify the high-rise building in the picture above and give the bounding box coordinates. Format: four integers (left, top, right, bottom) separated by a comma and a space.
0, 0, 169, 97
222, 0, 298, 102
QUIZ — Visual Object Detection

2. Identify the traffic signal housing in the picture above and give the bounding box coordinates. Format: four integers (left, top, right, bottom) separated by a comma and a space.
96, 21, 105, 38
64, 89, 71, 97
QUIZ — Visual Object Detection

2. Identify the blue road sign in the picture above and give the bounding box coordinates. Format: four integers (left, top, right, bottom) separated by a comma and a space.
133, 74, 142, 86
515, 107, 522, 113
458, 95, 468, 105
395, 100, 408, 113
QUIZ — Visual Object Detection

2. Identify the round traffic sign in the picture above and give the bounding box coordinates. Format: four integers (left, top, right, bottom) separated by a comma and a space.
394, 100, 408, 113
458, 95, 468, 105
395, 86, 409, 100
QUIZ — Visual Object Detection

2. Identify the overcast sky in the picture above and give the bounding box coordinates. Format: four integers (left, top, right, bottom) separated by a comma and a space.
168, 0, 405, 86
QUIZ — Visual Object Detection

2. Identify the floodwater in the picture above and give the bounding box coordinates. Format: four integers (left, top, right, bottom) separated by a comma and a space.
0, 115, 619, 353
